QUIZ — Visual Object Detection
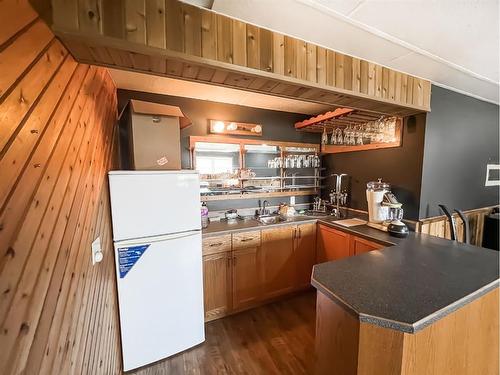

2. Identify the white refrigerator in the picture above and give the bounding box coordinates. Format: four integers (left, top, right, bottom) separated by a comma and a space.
108, 170, 204, 372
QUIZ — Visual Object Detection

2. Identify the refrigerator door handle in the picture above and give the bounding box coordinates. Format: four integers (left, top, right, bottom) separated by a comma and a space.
115, 230, 200, 247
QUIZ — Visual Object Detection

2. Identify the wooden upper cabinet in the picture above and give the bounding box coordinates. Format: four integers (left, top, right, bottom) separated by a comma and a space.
202, 252, 231, 321
350, 235, 385, 255
294, 223, 317, 289
317, 225, 351, 262
261, 226, 296, 299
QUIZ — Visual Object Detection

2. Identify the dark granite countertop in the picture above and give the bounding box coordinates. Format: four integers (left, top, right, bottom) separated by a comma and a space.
312, 232, 499, 333
202, 212, 499, 333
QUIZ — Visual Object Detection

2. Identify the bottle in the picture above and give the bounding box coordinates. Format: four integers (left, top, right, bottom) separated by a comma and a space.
201, 202, 209, 228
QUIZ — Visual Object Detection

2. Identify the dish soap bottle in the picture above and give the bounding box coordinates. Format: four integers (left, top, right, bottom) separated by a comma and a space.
201, 202, 209, 228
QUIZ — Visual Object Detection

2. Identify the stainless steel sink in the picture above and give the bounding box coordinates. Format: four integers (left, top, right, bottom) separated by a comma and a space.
302, 210, 330, 217
257, 215, 286, 225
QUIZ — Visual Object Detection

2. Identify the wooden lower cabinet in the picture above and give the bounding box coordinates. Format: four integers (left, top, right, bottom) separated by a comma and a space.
261, 226, 296, 300
350, 235, 385, 255
202, 251, 231, 321
203, 222, 373, 322
295, 223, 317, 289
232, 246, 261, 311
317, 225, 351, 262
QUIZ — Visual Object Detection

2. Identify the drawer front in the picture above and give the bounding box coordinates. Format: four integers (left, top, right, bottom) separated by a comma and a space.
232, 230, 261, 249
202, 234, 232, 255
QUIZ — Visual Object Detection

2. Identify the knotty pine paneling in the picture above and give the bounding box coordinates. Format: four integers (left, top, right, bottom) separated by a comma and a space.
47, 0, 431, 115
416, 206, 497, 246
0, 2, 120, 374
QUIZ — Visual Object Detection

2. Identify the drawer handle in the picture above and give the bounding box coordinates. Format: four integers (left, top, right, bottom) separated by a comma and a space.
240, 238, 254, 242
209, 242, 223, 247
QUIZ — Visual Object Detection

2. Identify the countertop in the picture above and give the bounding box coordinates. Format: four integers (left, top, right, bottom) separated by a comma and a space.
202, 215, 318, 236
202, 212, 499, 333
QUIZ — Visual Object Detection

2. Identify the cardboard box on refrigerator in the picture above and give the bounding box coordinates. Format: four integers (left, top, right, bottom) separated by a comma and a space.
128, 99, 192, 170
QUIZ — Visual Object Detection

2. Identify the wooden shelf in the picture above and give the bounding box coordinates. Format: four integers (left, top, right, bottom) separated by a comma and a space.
321, 118, 403, 154
201, 190, 317, 201
321, 140, 401, 154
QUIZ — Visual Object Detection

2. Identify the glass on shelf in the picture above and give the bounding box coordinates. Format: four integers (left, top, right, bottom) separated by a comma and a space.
244, 144, 280, 154
282, 146, 317, 153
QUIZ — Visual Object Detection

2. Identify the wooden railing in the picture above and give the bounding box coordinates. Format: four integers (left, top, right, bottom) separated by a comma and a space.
416, 206, 498, 247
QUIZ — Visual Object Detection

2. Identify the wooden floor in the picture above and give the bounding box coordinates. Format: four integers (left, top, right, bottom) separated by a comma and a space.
130, 291, 316, 375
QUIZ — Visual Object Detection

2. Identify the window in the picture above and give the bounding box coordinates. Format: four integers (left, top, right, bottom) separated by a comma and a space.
196, 156, 234, 174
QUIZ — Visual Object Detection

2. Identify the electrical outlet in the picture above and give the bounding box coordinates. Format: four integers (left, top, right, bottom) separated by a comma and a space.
91, 237, 103, 265
290, 196, 296, 206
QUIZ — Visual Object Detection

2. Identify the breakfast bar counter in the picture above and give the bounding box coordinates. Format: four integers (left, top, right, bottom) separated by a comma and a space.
311, 230, 499, 375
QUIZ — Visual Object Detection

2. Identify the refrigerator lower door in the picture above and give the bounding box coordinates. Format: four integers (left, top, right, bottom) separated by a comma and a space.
114, 230, 204, 371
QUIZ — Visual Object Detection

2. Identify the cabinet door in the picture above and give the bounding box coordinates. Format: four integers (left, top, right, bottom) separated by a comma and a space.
316, 225, 351, 262
295, 223, 317, 289
261, 226, 295, 300
232, 247, 261, 311
203, 252, 231, 321
350, 235, 385, 255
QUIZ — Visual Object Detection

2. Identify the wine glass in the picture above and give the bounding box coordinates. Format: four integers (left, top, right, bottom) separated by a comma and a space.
336, 128, 344, 145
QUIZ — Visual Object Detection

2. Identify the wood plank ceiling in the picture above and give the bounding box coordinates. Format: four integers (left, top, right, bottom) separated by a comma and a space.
42, 0, 431, 117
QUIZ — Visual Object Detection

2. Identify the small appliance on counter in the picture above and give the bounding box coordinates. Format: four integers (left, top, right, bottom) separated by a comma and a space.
366, 179, 408, 237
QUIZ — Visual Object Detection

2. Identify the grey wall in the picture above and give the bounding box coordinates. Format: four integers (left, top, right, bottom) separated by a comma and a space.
117, 90, 320, 211
322, 115, 426, 220
117, 90, 319, 167
419, 86, 500, 218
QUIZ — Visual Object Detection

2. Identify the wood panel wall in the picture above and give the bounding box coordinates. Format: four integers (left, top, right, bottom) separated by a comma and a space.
47, 0, 430, 116
416, 206, 497, 246
0, 1, 120, 374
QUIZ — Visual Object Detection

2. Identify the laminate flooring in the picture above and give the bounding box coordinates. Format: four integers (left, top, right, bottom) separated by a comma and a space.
130, 291, 316, 375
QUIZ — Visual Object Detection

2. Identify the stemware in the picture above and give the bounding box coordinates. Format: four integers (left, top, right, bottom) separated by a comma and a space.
355, 125, 363, 145
336, 128, 344, 145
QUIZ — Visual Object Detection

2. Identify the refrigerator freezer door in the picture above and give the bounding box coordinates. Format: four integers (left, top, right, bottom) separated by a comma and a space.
114, 230, 204, 371
109, 171, 201, 241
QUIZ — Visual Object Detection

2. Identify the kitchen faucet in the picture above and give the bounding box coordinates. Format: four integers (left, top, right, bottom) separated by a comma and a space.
257, 200, 270, 217
329, 174, 348, 218
262, 200, 270, 216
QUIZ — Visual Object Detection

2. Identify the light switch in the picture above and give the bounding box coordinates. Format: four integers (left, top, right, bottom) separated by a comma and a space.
91, 237, 103, 265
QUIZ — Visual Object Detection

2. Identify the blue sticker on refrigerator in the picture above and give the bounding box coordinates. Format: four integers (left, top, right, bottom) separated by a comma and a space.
118, 244, 150, 278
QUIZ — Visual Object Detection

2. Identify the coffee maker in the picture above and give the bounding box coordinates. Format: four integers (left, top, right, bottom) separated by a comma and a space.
366, 179, 408, 237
